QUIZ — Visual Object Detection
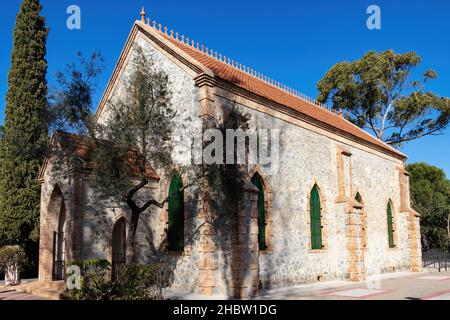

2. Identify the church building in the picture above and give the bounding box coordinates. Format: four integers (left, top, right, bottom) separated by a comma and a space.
37, 9, 422, 298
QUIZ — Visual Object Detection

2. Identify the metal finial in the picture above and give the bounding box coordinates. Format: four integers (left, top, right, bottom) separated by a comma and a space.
140, 7, 146, 22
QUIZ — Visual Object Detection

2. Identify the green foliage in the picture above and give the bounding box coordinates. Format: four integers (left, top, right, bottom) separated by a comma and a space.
50, 46, 176, 202
50, 46, 250, 262
114, 263, 171, 300
407, 163, 450, 250
64, 260, 171, 300
92, 45, 176, 200
50, 51, 104, 135
64, 259, 112, 300
0, 245, 27, 272
70, 258, 111, 269
0, 0, 49, 276
317, 50, 450, 146
50, 46, 178, 262
48, 52, 104, 181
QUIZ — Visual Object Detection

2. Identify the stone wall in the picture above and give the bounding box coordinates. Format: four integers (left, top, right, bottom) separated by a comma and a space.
214, 94, 415, 290
92, 34, 203, 293
39, 27, 420, 296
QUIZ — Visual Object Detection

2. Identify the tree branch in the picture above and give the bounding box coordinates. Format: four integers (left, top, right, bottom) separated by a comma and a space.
380, 101, 394, 139
125, 178, 149, 203
137, 170, 208, 214
386, 127, 446, 145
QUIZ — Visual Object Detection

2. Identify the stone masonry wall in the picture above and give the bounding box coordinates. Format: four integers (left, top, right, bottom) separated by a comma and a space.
215, 95, 414, 290
40, 28, 419, 296
92, 34, 203, 293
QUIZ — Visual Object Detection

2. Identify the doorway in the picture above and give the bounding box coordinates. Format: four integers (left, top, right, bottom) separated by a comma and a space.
52, 200, 66, 281
111, 218, 126, 281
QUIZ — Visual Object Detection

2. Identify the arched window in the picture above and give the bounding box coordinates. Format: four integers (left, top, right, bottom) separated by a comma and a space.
310, 185, 323, 250
354, 192, 367, 251
251, 173, 267, 250
387, 200, 395, 248
51, 186, 66, 281
112, 218, 126, 281
56, 201, 66, 267
355, 192, 362, 204
168, 171, 184, 251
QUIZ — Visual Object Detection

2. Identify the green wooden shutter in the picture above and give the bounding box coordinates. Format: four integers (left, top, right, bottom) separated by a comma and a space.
310, 185, 323, 250
387, 201, 395, 248
168, 172, 184, 251
251, 174, 267, 250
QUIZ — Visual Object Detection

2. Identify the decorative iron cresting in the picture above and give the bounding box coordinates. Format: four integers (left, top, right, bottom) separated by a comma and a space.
139, 7, 340, 116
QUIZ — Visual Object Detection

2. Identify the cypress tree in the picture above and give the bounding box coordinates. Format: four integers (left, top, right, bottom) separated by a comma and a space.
0, 0, 48, 274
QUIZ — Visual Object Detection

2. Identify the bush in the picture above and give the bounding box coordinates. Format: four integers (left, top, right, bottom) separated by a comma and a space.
0, 245, 27, 286
115, 263, 171, 300
64, 259, 113, 300
64, 260, 171, 300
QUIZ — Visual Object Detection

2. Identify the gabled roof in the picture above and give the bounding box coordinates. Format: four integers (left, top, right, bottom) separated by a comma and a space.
39, 131, 160, 183
96, 19, 407, 161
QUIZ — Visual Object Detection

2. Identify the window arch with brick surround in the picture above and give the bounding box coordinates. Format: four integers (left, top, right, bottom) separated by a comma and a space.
353, 191, 368, 251
251, 173, 268, 251
167, 171, 185, 251
109, 213, 129, 264
386, 199, 397, 249
310, 185, 322, 249
306, 180, 328, 252
46, 185, 67, 281
111, 217, 126, 281
248, 168, 273, 252
160, 171, 190, 255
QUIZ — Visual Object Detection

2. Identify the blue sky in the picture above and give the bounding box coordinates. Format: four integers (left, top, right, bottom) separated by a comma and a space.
1, 0, 449, 176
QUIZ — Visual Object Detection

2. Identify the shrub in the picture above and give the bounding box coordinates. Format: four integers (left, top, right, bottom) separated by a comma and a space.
64, 259, 113, 300
64, 260, 171, 300
0, 245, 27, 286
115, 263, 172, 300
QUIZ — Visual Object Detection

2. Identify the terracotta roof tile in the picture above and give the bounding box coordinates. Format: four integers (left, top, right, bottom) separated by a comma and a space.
151, 27, 405, 159
55, 131, 160, 181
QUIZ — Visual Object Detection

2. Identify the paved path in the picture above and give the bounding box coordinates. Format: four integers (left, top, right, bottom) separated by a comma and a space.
1, 271, 449, 300
0, 288, 47, 300
259, 270, 450, 300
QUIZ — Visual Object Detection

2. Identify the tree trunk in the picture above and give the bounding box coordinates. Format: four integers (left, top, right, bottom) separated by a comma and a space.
125, 211, 140, 264
121, 177, 173, 264
5, 263, 20, 286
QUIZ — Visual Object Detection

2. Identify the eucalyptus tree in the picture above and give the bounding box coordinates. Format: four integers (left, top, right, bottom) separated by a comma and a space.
317, 50, 450, 146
